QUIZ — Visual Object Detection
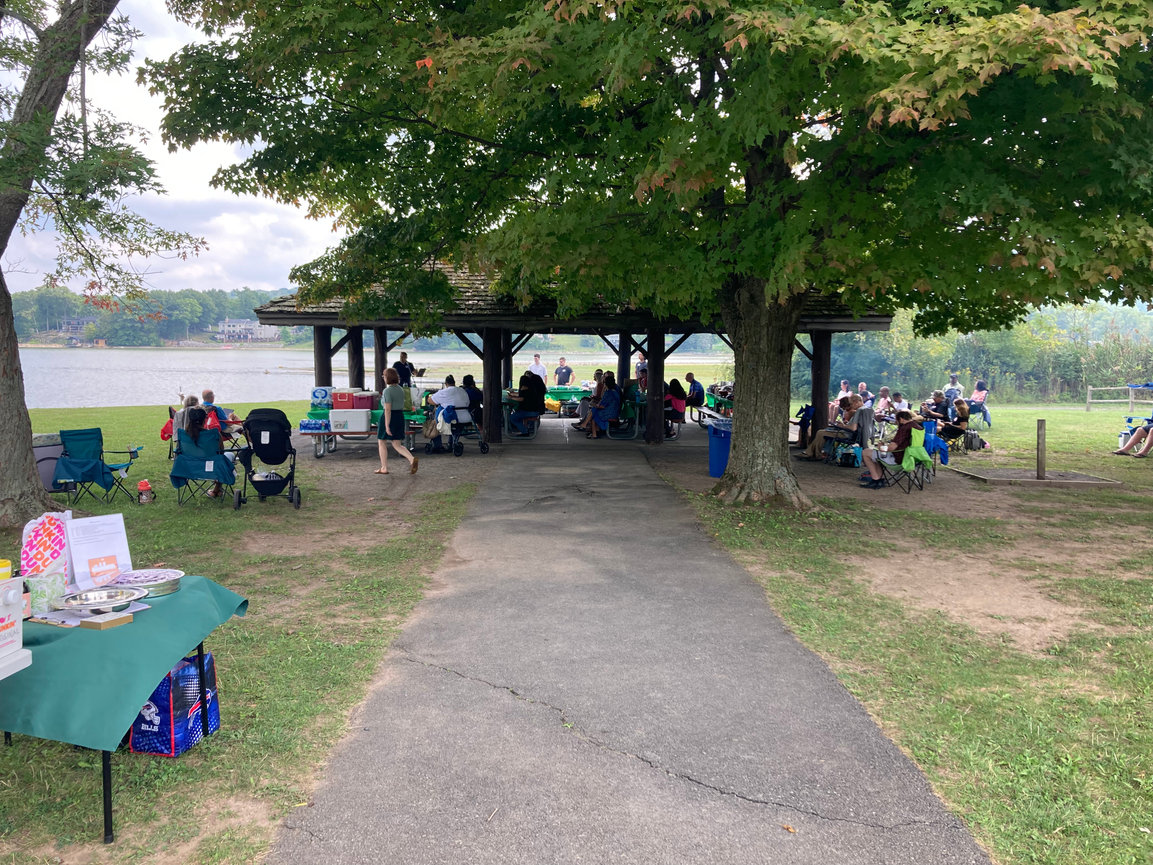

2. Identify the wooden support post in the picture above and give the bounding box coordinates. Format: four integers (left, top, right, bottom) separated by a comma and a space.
617, 330, 631, 385
347, 327, 365, 390
313, 326, 333, 387
373, 327, 388, 393
482, 328, 504, 444
501, 330, 513, 388
1037, 419, 1046, 480
645, 328, 665, 444
809, 331, 832, 447
1086, 386, 1092, 412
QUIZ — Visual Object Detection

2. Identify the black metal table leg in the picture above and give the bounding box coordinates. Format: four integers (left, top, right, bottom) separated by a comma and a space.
102, 749, 114, 843
195, 642, 211, 739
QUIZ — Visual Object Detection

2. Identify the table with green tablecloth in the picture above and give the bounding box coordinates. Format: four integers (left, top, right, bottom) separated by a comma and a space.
0, 576, 247, 841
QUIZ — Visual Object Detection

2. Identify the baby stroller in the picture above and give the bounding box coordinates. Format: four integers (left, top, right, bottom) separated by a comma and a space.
235, 408, 301, 510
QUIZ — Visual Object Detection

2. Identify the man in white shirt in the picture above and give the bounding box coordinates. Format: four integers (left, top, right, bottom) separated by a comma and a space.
528, 353, 547, 385
427, 375, 472, 451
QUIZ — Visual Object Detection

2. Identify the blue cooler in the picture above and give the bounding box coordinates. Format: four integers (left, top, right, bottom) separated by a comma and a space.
707, 419, 733, 478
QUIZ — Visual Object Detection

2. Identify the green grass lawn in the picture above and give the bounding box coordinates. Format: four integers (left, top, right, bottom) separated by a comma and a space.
3, 401, 1151, 864
1, 402, 475, 864
701, 403, 1153, 865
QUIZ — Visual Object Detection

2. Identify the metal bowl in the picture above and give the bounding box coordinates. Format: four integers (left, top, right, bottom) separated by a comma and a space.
52, 587, 148, 614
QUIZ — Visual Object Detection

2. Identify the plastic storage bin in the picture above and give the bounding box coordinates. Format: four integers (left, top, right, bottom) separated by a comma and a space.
707, 418, 733, 478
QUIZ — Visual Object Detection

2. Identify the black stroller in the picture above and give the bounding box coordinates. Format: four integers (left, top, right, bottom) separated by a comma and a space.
234, 408, 301, 510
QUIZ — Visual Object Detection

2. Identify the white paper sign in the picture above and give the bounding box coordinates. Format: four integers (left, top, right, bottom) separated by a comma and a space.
65, 514, 133, 591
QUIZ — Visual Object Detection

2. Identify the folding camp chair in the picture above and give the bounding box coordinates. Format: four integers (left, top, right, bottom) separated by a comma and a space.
51, 428, 141, 505
170, 429, 236, 505
828, 408, 874, 466
882, 427, 935, 493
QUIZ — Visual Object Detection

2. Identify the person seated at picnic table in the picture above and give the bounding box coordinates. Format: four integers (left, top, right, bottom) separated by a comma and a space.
919, 390, 950, 424
427, 374, 472, 451
587, 371, 622, 439
664, 379, 687, 438
967, 380, 992, 426
828, 379, 853, 423
182, 406, 232, 497
574, 371, 607, 432
161, 394, 199, 441
937, 399, 970, 442
859, 410, 922, 489
461, 374, 484, 432
797, 394, 861, 460
684, 372, 706, 407
1113, 419, 1153, 457
508, 371, 547, 436
891, 391, 909, 412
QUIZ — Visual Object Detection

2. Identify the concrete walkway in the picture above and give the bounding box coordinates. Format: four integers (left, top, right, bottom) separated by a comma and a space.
269, 436, 990, 864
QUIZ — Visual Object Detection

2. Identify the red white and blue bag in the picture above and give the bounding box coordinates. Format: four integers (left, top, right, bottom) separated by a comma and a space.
129, 652, 220, 757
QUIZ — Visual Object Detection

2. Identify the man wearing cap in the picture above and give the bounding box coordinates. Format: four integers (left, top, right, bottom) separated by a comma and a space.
528, 353, 547, 385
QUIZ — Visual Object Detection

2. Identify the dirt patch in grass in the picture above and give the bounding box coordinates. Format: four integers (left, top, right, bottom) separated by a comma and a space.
649, 441, 1153, 656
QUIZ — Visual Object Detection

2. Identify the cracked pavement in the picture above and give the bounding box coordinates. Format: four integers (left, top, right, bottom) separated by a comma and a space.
268, 442, 991, 864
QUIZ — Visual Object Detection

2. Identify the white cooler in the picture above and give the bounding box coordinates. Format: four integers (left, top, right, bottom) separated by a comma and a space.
329, 409, 372, 433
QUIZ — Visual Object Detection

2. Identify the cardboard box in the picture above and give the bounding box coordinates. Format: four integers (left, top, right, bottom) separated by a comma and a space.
332, 389, 357, 410
78, 612, 133, 630
329, 409, 372, 433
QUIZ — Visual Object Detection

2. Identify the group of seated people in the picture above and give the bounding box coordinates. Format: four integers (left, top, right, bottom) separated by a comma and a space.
160, 389, 244, 497
424, 373, 484, 451
799, 378, 993, 484
566, 371, 692, 439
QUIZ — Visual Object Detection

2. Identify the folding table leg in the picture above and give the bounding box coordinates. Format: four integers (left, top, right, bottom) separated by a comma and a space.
195, 642, 212, 739
102, 749, 114, 843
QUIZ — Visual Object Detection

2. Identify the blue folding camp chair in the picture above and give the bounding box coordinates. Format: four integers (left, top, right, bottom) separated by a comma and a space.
170, 429, 236, 505
51, 428, 141, 505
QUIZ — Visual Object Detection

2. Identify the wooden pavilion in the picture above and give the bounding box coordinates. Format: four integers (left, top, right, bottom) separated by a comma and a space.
254, 263, 891, 444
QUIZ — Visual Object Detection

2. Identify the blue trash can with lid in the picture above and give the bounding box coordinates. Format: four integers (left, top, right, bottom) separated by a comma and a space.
707, 418, 733, 478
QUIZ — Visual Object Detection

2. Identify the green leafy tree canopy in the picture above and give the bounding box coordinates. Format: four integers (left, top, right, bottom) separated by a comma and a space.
149, 0, 1153, 505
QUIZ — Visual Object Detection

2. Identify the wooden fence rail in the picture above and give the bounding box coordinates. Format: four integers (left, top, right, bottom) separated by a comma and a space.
1085, 385, 1153, 413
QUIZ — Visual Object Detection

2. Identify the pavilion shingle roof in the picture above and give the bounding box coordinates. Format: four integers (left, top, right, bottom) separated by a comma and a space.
255, 262, 889, 334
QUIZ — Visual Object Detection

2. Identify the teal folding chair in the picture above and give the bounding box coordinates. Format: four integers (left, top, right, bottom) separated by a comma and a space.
52, 428, 141, 505
170, 429, 236, 505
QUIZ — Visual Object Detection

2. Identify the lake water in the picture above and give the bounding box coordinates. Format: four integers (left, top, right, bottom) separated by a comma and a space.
19, 347, 733, 409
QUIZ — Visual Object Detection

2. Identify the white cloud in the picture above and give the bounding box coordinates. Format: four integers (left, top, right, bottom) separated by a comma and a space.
4, 1, 343, 295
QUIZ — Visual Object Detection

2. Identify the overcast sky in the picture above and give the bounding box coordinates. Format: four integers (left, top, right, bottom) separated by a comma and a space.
4, 1, 342, 296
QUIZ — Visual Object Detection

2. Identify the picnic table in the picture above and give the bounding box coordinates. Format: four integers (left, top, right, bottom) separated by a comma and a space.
300, 408, 428, 457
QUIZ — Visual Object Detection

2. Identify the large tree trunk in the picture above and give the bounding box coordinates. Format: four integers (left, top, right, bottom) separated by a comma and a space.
0, 272, 57, 525
0, 1, 123, 527
716, 275, 812, 509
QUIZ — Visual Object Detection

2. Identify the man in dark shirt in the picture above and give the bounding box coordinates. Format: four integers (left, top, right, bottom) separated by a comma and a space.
684, 372, 705, 407
554, 357, 574, 386
392, 351, 423, 387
